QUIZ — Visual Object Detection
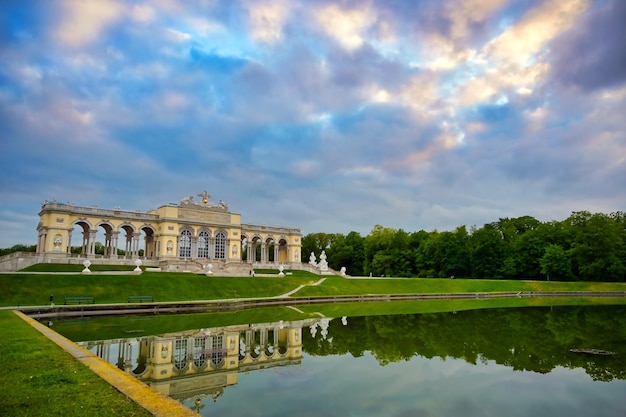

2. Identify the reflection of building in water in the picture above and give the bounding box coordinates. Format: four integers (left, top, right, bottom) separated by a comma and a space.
79, 318, 323, 407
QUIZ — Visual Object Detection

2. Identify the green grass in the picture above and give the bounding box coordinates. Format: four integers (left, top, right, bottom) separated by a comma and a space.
0, 310, 152, 417
2, 269, 626, 307
0, 271, 320, 307
294, 276, 626, 297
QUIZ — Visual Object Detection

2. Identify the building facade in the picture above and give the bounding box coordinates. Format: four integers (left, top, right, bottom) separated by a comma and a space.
36, 192, 302, 266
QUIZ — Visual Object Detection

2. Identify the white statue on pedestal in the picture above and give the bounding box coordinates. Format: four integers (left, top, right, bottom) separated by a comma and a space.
206, 263, 213, 276
309, 252, 317, 266
82, 260, 91, 274
133, 259, 142, 273
278, 265, 285, 276
318, 250, 329, 271
340, 266, 346, 276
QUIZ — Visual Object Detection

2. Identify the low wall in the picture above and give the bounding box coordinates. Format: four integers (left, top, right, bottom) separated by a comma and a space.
0, 252, 44, 272
0, 252, 159, 272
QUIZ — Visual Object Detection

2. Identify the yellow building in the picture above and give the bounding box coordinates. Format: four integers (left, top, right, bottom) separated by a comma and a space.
80, 319, 312, 405
35, 192, 302, 273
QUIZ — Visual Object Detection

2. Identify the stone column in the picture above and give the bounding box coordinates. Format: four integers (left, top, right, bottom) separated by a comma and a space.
37, 230, 46, 253
104, 232, 112, 257
88, 230, 97, 257
247, 242, 253, 263
191, 236, 198, 259
111, 231, 119, 258
67, 229, 72, 254
132, 235, 140, 258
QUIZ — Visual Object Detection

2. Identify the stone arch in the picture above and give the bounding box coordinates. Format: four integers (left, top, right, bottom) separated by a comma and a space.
249, 234, 263, 262
277, 237, 289, 263
70, 219, 94, 256
119, 223, 139, 258
265, 235, 276, 263
140, 224, 157, 259
95, 220, 116, 257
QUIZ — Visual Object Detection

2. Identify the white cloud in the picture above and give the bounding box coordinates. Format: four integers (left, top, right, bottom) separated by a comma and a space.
485, 0, 589, 67
55, 0, 125, 48
131, 4, 156, 22
313, 4, 376, 50
245, 0, 291, 44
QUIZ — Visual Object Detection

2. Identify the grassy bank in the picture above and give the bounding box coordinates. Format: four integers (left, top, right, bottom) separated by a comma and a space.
295, 276, 626, 297
0, 271, 319, 307
0, 310, 152, 417
2, 271, 626, 307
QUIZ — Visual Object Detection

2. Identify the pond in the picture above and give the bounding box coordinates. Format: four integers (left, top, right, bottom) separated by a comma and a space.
49, 303, 626, 416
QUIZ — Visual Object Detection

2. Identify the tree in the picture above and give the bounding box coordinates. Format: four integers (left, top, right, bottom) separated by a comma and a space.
0, 244, 37, 256
363, 225, 397, 276
301, 233, 336, 262
470, 225, 507, 278
539, 244, 572, 281
327, 232, 364, 275
567, 212, 625, 281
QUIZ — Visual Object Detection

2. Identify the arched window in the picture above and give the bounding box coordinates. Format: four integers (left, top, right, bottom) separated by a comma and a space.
197, 231, 210, 258
193, 337, 207, 368
215, 231, 226, 259
211, 336, 224, 368
179, 230, 192, 258
174, 338, 188, 370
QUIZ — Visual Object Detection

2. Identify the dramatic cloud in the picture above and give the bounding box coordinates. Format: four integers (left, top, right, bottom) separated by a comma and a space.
0, 0, 624, 248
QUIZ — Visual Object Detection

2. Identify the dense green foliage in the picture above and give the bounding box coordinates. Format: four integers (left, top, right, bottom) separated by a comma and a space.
302, 211, 626, 281
0, 243, 36, 256
302, 305, 626, 381
0, 311, 152, 416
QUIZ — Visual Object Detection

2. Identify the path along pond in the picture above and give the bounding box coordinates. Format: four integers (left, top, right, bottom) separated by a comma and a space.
43, 300, 626, 417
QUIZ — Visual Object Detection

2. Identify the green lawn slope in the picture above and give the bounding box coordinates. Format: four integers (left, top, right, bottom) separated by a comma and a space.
0, 310, 152, 417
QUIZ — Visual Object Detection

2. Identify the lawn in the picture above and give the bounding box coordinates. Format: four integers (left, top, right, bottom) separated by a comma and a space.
0, 310, 152, 417
0, 271, 319, 307
294, 276, 626, 297
2, 270, 626, 307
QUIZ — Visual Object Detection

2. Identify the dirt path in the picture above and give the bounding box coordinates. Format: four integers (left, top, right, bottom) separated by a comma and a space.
276, 277, 327, 298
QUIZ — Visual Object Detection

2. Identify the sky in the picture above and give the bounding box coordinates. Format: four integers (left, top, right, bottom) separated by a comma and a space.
1, 0, 625, 248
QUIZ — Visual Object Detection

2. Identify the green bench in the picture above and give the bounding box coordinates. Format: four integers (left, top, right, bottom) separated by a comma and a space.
64, 296, 95, 305
127, 295, 153, 303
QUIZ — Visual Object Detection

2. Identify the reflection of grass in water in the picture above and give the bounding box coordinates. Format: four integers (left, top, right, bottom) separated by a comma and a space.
52, 297, 626, 342
0, 311, 152, 417
53, 306, 319, 342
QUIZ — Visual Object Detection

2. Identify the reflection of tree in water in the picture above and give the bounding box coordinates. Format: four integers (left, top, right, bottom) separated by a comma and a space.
302, 306, 626, 381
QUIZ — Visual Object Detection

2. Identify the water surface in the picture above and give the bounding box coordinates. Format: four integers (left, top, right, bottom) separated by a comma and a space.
63, 305, 626, 416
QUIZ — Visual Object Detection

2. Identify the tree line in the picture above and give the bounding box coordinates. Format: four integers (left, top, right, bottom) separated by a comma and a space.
302, 305, 626, 381
301, 211, 626, 281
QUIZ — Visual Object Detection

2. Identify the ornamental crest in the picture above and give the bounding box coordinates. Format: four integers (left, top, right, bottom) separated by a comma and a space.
179, 191, 228, 211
